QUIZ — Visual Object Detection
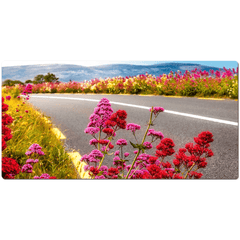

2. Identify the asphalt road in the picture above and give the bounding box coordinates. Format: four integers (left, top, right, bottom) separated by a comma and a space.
29, 94, 239, 179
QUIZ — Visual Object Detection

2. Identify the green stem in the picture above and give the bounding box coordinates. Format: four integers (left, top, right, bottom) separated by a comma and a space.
129, 165, 140, 179
125, 107, 154, 179
98, 134, 114, 169
97, 129, 101, 150
184, 163, 196, 179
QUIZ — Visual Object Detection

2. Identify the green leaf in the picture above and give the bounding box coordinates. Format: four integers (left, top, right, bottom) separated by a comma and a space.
97, 171, 103, 176
130, 141, 138, 148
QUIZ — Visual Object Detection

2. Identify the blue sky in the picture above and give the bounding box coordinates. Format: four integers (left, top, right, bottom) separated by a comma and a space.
2, 61, 238, 69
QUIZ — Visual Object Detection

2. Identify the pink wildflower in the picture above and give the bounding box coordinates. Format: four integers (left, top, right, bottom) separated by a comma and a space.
150, 107, 164, 115
21, 164, 33, 173
116, 139, 128, 146
126, 123, 141, 133
84, 127, 100, 135
143, 141, 153, 149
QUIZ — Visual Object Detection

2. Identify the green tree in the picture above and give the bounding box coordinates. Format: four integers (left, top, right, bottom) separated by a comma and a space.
33, 74, 45, 83
2, 79, 14, 86
25, 80, 33, 83
2, 79, 24, 86
43, 72, 59, 83
13, 80, 24, 85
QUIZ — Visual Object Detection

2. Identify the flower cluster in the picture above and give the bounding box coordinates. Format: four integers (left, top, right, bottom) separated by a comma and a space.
2, 97, 14, 151
126, 123, 141, 133
25, 143, 45, 156
22, 84, 32, 95
105, 110, 127, 130
80, 97, 214, 179
87, 98, 113, 129
2, 157, 21, 179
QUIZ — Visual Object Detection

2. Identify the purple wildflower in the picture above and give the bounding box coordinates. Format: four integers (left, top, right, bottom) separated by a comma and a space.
89, 139, 98, 146
150, 107, 164, 115
126, 123, 141, 133
124, 152, 129, 157
116, 139, 128, 146
113, 156, 120, 161
99, 165, 108, 172
89, 149, 104, 159
114, 150, 120, 156
84, 127, 100, 135
143, 141, 153, 149
21, 164, 33, 173
25, 151, 32, 156
26, 159, 35, 164
40, 173, 50, 179
147, 129, 164, 140
87, 98, 113, 129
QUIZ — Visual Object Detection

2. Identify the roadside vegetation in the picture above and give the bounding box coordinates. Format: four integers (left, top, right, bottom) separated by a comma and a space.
2, 87, 78, 179
2, 68, 238, 99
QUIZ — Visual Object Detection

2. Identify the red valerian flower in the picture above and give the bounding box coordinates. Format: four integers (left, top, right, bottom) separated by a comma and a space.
162, 161, 172, 168
204, 148, 214, 157
198, 161, 207, 168
116, 110, 127, 120
103, 128, 116, 137
173, 173, 183, 179
194, 131, 214, 146
3, 133, 12, 141
2, 157, 21, 179
2, 103, 9, 112
2, 113, 14, 125
107, 167, 119, 177
155, 138, 175, 158
89, 166, 100, 176
98, 139, 114, 149
173, 159, 181, 167
147, 164, 161, 176
105, 120, 117, 127
2, 124, 11, 135
2, 138, 7, 151
189, 171, 203, 179
148, 156, 158, 164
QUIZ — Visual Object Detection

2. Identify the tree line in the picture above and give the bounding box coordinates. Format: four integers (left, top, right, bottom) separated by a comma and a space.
2, 73, 59, 86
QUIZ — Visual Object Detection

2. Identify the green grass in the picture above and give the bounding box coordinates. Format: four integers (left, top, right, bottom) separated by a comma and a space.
2, 90, 78, 179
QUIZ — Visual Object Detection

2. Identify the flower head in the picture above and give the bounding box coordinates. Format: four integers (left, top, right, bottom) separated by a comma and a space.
21, 164, 33, 173
126, 123, 141, 133
150, 107, 164, 115
116, 139, 128, 146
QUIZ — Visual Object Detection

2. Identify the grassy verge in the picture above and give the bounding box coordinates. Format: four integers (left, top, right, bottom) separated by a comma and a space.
2, 91, 78, 179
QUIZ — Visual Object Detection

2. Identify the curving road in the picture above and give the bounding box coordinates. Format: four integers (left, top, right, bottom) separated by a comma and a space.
29, 94, 238, 179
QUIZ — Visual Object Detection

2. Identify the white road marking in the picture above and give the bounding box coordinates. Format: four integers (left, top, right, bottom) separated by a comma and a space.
30, 95, 238, 126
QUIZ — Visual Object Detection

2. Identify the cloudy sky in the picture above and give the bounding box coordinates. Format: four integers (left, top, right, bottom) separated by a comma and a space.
2, 60, 238, 69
